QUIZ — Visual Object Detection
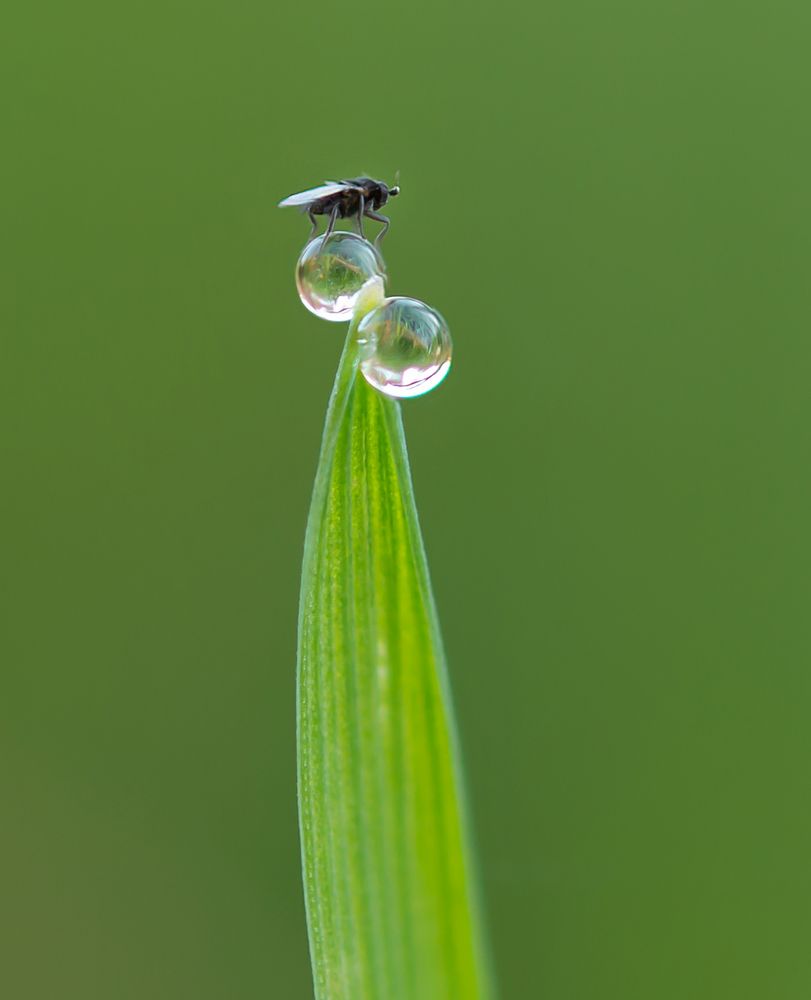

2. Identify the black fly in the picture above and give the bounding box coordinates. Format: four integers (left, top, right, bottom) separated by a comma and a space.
278, 177, 400, 246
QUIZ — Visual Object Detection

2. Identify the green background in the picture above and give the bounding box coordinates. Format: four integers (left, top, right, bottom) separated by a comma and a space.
3, 0, 810, 996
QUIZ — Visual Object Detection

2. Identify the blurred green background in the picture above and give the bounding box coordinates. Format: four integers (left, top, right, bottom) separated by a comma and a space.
2, 0, 810, 996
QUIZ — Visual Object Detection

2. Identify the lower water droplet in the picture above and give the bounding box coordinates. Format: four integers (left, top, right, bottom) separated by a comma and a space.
357, 297, 452, 398
296, 232, 386, 322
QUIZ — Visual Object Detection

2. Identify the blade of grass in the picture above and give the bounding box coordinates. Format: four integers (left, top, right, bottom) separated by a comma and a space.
297, 280, 494, 1000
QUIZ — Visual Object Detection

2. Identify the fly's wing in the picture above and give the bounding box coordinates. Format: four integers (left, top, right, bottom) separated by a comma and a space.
278, 182, 349, 207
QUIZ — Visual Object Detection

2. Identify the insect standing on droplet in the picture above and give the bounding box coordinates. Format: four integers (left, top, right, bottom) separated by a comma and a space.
283, 175, 452, 399
278, 177, 400, 246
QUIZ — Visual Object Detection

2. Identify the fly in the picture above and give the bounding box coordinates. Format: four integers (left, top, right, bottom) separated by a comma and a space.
278, 176, 400, 246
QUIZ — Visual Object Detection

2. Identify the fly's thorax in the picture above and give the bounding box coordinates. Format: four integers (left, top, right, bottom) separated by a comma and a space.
348, 177, 388, 209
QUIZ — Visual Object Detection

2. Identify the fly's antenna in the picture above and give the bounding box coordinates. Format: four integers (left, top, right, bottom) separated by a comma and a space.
390, 168, 401, 196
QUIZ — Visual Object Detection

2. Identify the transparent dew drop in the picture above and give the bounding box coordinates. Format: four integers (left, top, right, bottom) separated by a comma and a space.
357, 297, 452, 399
296, 231, 386, 322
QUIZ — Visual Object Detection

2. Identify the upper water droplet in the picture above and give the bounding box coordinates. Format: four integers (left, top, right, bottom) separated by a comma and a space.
296, 232, 386, 322
357, 297, 452, 398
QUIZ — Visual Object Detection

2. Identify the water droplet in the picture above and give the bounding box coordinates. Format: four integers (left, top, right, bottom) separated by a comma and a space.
296, 232, 386, 322
357, 297, 452, 398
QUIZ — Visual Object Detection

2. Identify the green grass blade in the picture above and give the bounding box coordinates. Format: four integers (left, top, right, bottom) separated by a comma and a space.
297, 281, 494, 1000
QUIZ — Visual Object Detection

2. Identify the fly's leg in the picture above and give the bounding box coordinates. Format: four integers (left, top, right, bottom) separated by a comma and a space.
356, 195, 365, 240
307, 208, 318, 241
366, 209, 390, 246
319, 204, 340, 254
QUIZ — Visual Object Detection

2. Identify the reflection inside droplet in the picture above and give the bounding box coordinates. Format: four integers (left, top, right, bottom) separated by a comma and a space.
296, 232, 386, 322
357, 296, 452, 398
